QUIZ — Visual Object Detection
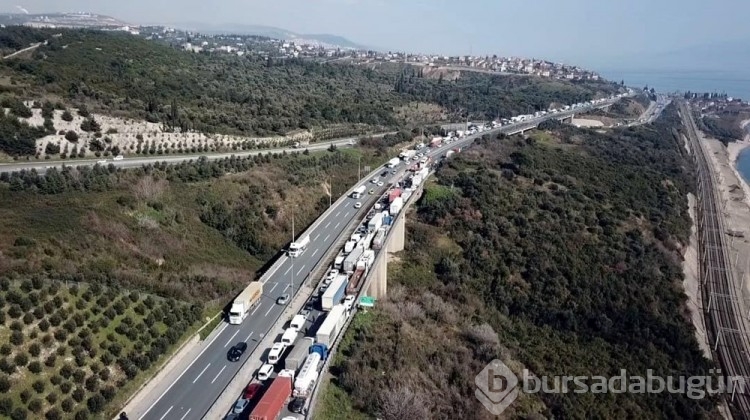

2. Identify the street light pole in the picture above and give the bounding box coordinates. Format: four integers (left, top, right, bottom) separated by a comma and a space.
291, 213, 294, 300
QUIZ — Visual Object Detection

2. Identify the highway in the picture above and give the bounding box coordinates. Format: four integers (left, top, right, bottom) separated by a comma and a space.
0, 134, 386, 175
680, 100, 750, 417
133, 94, 626, 420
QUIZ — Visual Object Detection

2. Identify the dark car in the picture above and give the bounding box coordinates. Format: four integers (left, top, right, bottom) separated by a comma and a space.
289, 397, 306, 413
243, 383, 263, 401
227, 342, 248, 362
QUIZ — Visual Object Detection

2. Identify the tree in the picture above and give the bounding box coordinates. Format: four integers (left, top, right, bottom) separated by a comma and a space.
77, 105, 90, 118
64, 131, 79, 142
45, 143, 60, 155
27, 398, 42, 413
80, 117, 100, 133
0, 375, 10, 393
61, 110, 73, 122
61, 398, 75, 413
10, 407, 27, 420
86, 394, 105, 413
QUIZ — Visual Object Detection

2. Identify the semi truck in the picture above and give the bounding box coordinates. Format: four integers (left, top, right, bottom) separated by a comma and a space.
310, 343, 328, 359
386, 157, 401, 168
390, 197, 404, 215
399, 150, 416, 161
315, 305, 347, 347
322, 275, 348, 311
343, 246, 364, 273
288, 235, 310, 257
388, 189, 402, 204
351, 185, 366, 199
293, 352, 321, 398
284, 337, 314, 372
344, 239, 357, 255
249, 375, 292, 420
368, 213, 383, 233
372, 227, 387, 250
346, 251, 374, 296
228, 282, 263, 324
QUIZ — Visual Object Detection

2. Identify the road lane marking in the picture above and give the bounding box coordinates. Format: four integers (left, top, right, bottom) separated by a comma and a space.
283, 266, 291, 275
269, 282, 278, 293
314, 233, 320, 241
324, 234, 330, 242
325, 222, 331, 228
284, 283, 291, 291
335, 211, 341, 217
245, 331, 254, 341
264, 305, 274, 317
250, 303, 262, 316
296, 265, 306, 276
335, 222, 340, 229
224, 329, 240, 348
311, 249, 318, 257
192, 363, 210, 384
211, 365, 227, 384
345, 212, 350, 218
179, 409, 192, 420
138, 321, 227, 420
159, 406, 173, 420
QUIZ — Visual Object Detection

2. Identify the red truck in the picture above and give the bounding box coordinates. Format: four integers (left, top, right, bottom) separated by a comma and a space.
346, 266, 365, 296
249, 375, 292, 420
388, 189, 401, 204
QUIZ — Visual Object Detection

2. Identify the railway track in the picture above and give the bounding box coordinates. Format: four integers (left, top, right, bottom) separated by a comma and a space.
680, 100, 750, 418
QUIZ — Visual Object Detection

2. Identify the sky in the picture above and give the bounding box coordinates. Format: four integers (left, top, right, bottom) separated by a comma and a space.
1, 0, 749, 71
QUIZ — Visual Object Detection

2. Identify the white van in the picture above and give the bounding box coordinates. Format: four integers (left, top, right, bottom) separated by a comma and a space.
267, 342, 286, 365
290, 315, 306, 332
281, 328, 299, 346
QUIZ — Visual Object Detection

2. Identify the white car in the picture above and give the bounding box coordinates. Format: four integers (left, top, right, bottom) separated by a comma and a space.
113, 155, 124, 161
371, 178, 379, 184
257, 364, 274, 381
377, 182, 384, 187
354, 202, 362, 209
97, 160, 107, 165
343, 295, 356, 310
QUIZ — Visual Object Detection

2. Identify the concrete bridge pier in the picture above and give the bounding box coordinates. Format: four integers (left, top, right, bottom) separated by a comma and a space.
365, 206, 406, 300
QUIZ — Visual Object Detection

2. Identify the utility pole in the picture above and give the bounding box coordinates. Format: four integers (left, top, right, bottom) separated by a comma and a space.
290, 213, 294, 300
329, 178, 332, 208
358, 156, 361, 180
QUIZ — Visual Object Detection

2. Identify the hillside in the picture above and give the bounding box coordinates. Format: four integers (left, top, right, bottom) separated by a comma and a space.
319, 106, 719, 418
0, 147, 386, 304
0, 28, 621, 158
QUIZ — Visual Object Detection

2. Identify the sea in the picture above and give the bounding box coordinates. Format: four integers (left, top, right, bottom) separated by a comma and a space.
601, 69, 750, 184
600, 70, 750, 102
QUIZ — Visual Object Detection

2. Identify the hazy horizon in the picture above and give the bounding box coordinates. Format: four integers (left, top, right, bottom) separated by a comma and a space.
0, 0, 747, 73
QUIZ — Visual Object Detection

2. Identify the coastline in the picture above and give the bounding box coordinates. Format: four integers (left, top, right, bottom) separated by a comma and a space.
726, 118, 750, 207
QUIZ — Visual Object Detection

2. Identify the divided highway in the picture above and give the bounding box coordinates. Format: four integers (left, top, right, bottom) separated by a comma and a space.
134, 94, 628, 420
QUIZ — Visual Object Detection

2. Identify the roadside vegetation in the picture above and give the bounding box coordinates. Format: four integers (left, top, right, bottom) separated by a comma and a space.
0, 278, 201, 419
0, 28, 620, 158
322, 105, 718, 418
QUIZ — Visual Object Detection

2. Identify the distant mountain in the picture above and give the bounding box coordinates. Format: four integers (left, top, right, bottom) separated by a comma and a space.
0, 12, 129, 28
166, 22, 368, 50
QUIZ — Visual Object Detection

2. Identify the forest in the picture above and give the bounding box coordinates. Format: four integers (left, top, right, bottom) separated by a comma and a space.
320, 104, 719, 419
0, 27, 619, 157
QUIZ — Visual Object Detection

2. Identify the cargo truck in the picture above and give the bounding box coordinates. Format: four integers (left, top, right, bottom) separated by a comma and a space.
367, 213, 383, 233
343, 239, 357, 255
399, 150, 416, 161
346, 252, 374, 296
310, 343, 328, 359
284, 337, 314, 372
321, 275, 348, 311
386, 157, 400, 168
249, 375, 292, 420
372, 227, 387, 250
389, 197, 403, 215
288, 235, 310, 257
293, 352, 321, 398
228, 282, 263, 324
351, 185, 366, 199
343, 247, 364, 273
388, 189, 402, 204
360, 231, 375, 250
315, 305, 347, 347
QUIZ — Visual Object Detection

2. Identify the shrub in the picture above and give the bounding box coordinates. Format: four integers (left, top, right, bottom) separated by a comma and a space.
28, 343, 41, 357
45, 408, 61, 420
45, 392, 57, 405
80, 118, 100, 133
59, 364, 73, 379
59, 381, 72, 395
27, 361, 42, 374
10, 331, 23, 346
13, 352, 28, 367
53, 329, 67, 341
28, 398, 42, 413
98, 367, 110, 381
0, 397, 11, 416
19, 389, 31, 403
0, 375, 10, 393
74, 408, 89, 420
72, 369, 86, 384
41, 334, 53, 345
84, 375, 99, 392
11, 407, 27, 420
64, 131, 79, 142
22, 312, 33, 325
45, 354, 57, 368
9, 321, 22, 331
86, 393, 105, 413
0, 345, 10, 356
31, 380, 45, 394
0, 358, 15, 374
61, 110, 73, 121
50, 375, 62, 386
77, 105, 90, 118
61, 398, 75, 412
71, 387, 85, 403
8, 305, 22, 318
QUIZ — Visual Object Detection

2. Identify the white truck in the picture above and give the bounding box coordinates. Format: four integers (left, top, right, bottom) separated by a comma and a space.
368, 213, 383, 232
228, 282, 263, 324
351, 185, 366, 199
289, 235, 310, 257
343, 247, 364, 274
399, 150, 416, 161
390, 197, 404, 215
284, 337, 315, 372
322, 275, 348, 311
293, 352, 321, 398
386, 157, 401, 168
344, 239, 357, 255
315, 305, 347, 347
333, 254, 345, 270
